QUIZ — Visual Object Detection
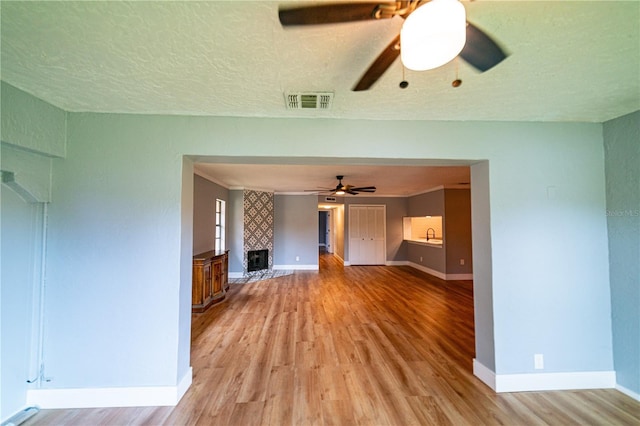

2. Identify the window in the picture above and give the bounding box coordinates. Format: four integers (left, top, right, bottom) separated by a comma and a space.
215, 199, 226, 251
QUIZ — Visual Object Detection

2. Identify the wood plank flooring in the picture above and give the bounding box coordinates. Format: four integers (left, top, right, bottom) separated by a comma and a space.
28, 253, 640, 425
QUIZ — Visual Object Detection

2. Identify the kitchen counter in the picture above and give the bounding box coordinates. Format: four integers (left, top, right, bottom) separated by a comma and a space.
405, 238, 443, 248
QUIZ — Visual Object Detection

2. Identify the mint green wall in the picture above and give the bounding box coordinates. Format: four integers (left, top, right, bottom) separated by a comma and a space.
1, 81, 65, 202
51, 111, 615, 385
604, 110, 640, 396
1, 82, 66, 420
1, 82, 66, 158
44, 113, 185, 388
1, 190, 43, 420
1, 83, 622, 407
1, 145, 52, 203
490, 126, 612, 374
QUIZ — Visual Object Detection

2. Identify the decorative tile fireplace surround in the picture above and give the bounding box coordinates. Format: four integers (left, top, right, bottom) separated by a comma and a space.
243, 190, 274, 275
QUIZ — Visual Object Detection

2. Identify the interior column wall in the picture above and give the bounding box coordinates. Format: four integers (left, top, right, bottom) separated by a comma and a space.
0, 190, 44, 420
470, 161, 495, 372
604, 110, 640, 397
1, 82, 63, 420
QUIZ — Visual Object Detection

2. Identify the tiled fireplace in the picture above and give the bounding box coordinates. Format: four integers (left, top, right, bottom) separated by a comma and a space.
242, 189, 274, 275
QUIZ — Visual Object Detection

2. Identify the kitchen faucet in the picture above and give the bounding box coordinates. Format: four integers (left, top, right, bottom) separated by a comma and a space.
426, 228, 436, 241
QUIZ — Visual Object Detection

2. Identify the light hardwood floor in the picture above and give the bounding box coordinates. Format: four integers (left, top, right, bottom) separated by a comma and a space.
28, 253, 640, 425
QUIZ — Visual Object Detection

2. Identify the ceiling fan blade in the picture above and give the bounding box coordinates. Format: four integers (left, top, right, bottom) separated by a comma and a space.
350, 186, 376, 192
346, 190, 359, 195
352, 35, 401, 91
459, 22, 508, 72
279, 3, 393, 26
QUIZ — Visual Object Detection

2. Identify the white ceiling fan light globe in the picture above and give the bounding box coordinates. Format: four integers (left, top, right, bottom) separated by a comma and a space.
400, 0, 467, 71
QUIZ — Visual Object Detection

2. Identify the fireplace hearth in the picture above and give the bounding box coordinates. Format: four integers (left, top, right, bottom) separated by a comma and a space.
247, 249, 269, 272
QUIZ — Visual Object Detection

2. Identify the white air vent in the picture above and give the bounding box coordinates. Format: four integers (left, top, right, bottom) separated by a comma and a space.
285, 92, 334, 110
324, 197, 337, 202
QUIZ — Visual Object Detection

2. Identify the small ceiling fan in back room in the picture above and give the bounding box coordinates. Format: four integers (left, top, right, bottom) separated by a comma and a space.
307, 176, 376, 196
278, 0, 508, 90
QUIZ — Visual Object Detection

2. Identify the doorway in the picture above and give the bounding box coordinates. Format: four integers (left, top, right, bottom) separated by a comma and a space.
183, 159, 491, 388
315, 203, 345, 265
318, 210, 333, 254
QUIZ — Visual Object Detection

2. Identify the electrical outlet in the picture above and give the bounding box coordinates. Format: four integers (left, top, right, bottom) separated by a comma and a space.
419, 256, 423, 262
460, 258, 465, 265
534, 354, 544, 370
295, 256, 300, 262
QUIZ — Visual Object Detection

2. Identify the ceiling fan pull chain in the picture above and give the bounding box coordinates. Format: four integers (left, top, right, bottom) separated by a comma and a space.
400, 64, 409, 89
452, 57, 462, 87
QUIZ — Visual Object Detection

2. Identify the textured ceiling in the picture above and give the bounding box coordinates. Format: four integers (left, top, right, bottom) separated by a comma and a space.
1, 0, 639, 123
194, 161, 471, 196
1, 1, 638, 196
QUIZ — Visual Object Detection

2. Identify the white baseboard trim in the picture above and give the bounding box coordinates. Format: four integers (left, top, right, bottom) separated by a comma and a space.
407, 262, 472, 281
26, 367, 193, 409
495, 370, 616, 393
407, 262, 447, 280
228, 271, 243, 279
473, 359, 616, 393
446, 273, 474, 280
473, 359, 497, 390
273, 264, 318, 271
176, 367, 193, 403
385, 260, 408, 266
616, 384, 640, 401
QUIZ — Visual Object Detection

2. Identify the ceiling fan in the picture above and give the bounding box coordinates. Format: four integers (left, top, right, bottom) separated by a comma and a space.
278, 0, 507, 91
308, 175, 377, 195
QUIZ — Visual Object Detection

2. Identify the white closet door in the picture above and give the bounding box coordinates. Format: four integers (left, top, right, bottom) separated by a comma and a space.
371, 206, 386, 264
349, 205, 386, 265
349, 206, 363, 264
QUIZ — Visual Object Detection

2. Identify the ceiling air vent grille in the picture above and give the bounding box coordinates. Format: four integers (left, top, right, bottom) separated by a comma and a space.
285, 92, 334, 110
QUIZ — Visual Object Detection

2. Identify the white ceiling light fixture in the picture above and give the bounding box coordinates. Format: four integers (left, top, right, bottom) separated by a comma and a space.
400, 0, 467, 71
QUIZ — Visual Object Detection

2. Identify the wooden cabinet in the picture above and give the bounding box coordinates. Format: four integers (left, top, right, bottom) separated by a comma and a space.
192, 250, 229, 313
222, 253, 229, 292
349, 205, 386, 265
